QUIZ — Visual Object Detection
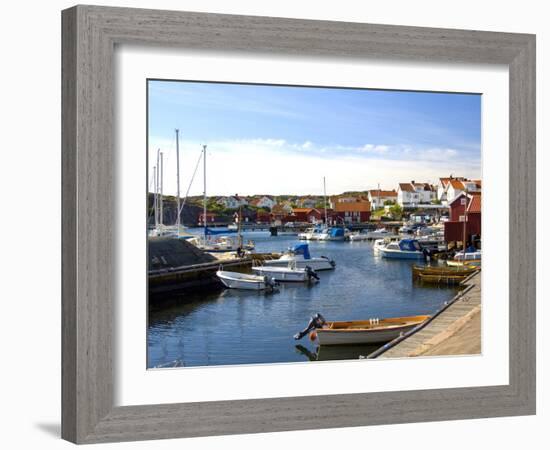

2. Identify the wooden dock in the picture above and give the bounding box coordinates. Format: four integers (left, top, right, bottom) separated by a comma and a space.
371, 271, 481, 358
149, 249, 280, 297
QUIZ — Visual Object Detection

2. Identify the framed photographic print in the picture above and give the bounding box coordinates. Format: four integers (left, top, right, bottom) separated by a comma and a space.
62, 5, 536, 444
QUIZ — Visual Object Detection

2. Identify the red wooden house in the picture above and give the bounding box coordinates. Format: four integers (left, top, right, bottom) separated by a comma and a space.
332, 197, 371, 224
444, 192, 482, 243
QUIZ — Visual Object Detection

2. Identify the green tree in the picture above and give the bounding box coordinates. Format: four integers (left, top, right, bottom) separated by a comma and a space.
389, 203, 403, 220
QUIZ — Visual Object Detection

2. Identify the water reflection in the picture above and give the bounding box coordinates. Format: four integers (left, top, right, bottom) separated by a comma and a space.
148, 231, 458, 368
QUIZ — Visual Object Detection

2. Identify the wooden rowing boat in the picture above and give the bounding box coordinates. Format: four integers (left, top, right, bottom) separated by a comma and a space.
314, 315, 430, 345
415, 273, 468, 285
412, 264, 477, 280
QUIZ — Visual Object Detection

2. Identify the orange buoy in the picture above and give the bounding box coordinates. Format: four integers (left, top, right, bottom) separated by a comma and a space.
309, 331, 317, 341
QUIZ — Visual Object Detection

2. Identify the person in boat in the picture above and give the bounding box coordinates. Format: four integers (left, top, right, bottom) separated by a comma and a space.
236, 246, 245, 258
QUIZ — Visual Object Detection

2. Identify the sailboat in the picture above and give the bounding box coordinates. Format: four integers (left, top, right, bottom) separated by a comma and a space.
195, 145, 255, 254
148, 129, 194, 239
316, 177, 349, 241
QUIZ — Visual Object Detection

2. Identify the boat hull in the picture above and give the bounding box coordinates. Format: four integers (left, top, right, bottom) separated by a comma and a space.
379, 249, 425, 259
216, 271, 273, 290
317, 324, 418, 345
252, 267, 310, 282
263, 258, 334, 271
315, 316, 429, 345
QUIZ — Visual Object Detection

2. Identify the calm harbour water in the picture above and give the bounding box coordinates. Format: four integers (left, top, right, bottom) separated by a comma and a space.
147, 231, 458, 368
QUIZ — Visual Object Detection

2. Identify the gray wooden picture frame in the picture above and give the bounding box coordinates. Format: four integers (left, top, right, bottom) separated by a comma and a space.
61, 5, 536, 444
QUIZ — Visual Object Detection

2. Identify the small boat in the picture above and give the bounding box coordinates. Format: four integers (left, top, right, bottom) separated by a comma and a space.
372, 238, 387, 255
294, 313, 430, 345
197, 235, 255, 253
216, 270, 278, 291
263, 243, 335, 271
411, 264, 477, 280
348, 232, 369, 241
447, 249, 482, 267
317, 227, 349, 241
298, 226, 324, 241
252, 264, 320, 282
379, 239, 426, 260
416, 273, 469, 285
364, 228, 399, 240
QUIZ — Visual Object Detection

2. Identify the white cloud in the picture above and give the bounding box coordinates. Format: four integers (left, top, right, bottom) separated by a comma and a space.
358, 144, 390, 154
147, 137, 480, 197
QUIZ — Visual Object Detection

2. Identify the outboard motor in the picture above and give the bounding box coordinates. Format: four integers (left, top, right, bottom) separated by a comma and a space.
422, 248, 431, 261
294, 313, 326, 340
320, 256, 336, 268
305, 265, 320, 282
264, 276, 278, 293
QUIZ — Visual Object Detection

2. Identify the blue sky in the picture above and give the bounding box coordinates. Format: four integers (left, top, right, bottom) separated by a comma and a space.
148, 80, 481, 196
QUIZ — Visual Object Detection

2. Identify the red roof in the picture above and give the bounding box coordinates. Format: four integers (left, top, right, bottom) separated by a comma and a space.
449, 179, 465, 190
399, 183, 415, 192
369, 189, 397, 197
468, 193, 482, 213
291, 208, 317, 213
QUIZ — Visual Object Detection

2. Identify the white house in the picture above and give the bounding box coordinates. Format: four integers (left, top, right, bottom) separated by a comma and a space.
413, 182, 437, 203
298, 197, 318, 208
397, 182, 436, 206
251, 196, 276, 210
444, 178, 481, 205
368, 189, 398, 209
217, 195, 248, 209
397, 183, 419, 206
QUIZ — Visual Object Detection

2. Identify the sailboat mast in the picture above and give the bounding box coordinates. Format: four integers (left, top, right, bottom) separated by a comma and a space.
203, 144, 207, 239
463, 196, 468, 256
175, 129, 181, 234
156, 149, 160, 227
323, 176, 328, 225
153, 165, 158, 228
160, 152, 164, 229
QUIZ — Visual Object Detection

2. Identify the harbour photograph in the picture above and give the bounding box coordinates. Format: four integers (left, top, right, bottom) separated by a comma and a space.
147, 80, 482, 368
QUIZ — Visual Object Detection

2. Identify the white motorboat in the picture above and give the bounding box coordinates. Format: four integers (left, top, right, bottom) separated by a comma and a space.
263, 244, 335, 271
348, 232, 369, 241
372, 238, 387, 255
447, 249, 482, 267
252, 264, 320, 282
216, 270, 278, 291
317, 227, 349, 241
379, 239, 426, 260
197, 235, 255, 253
364, 228, 399, 239
298, 226, 324, 241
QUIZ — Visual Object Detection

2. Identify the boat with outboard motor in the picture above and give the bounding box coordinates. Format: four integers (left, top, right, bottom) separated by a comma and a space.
263, 243, 335, 271
252, 263, 320, 282
294, 313, 430, 345
216, 270, 278, 291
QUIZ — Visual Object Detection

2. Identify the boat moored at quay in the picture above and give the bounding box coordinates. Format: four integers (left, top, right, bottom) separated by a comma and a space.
379, 239, 426, 260
294, 313, 431, 345
263, 243, 336, 271
252, 264, 320, 282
